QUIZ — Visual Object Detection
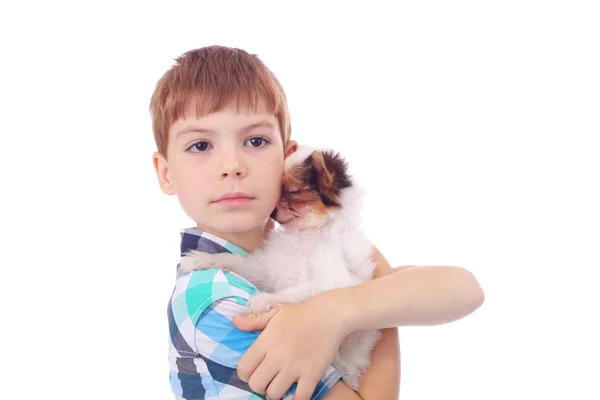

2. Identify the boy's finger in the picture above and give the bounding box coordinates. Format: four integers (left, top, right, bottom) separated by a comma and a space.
247, 358, 279, 395
237, 346, 265, 383
293, 377, 318, 400
266, 370, 297, 400
232, 307, 279, 331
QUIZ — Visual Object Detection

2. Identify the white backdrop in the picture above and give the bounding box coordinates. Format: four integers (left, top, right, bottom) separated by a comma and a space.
1, 1, 598, 399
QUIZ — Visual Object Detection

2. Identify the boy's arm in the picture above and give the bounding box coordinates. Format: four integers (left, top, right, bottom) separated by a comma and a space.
331, 260, 485, 334
233, 254, 484, 400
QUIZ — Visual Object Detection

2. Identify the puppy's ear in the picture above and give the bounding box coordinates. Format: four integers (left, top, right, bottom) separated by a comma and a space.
310, 150, 352, 205
311, 151, 334, 191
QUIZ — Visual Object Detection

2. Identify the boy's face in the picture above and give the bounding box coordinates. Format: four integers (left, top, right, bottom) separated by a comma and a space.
153, 103, 296, 237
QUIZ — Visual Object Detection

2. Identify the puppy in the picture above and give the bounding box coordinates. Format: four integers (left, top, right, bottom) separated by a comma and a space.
180, 146, 381, 390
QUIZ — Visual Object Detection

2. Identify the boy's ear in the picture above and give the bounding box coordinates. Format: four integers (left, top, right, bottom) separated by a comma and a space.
153, 152, 175, 195
284, 140, 298, 158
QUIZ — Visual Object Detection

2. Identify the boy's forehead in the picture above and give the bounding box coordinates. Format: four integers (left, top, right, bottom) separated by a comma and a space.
169, 107, 279, 138
184, 96, 275, 121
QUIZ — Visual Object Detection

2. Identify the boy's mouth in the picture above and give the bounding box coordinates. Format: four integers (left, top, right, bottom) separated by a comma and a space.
212, 191, 255, 207
213, 192, 254, 202
214, 198, 254, 207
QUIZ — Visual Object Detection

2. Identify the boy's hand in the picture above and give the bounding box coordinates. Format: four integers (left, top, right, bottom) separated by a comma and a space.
232, 294, 349, 400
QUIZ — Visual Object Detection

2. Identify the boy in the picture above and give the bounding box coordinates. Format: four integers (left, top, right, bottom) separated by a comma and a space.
151, 45, 484, 400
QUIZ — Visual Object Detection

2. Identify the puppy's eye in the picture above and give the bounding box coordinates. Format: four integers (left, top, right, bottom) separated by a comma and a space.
288, 188, 299, 194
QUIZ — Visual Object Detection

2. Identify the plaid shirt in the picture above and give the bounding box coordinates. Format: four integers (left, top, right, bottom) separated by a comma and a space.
168, 227, 342, 399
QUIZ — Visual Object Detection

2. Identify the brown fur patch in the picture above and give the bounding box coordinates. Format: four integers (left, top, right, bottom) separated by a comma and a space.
305, 151, 352, 206
279, 150, 352, 215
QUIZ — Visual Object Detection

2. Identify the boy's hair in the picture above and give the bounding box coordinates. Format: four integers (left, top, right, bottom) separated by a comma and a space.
150, 45, 291, 157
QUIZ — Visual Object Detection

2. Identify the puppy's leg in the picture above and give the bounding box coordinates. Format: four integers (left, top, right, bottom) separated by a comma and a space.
180, 251, 269, 287
180, 251, 246, 273
247, 283, 317, 314
247, 293, 280, 314
272, 284, 317, 304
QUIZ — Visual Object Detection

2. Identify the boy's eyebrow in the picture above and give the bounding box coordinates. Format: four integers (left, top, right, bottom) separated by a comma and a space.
176, 121, 275, 140
239, 121, 275, 133
176, 127, 216, 139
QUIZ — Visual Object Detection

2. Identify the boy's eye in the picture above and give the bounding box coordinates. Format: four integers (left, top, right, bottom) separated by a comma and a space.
189, 141, 210, 152
246, 136, 269, 148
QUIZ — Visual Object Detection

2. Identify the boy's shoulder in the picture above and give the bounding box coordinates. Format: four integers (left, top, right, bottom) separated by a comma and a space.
170, 267, 259, 324
171, 227, 257, 326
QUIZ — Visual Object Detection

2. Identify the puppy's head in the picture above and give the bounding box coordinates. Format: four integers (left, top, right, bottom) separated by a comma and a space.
271, 148, 352, 230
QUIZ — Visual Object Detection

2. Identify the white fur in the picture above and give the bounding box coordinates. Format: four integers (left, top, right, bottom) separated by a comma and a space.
283, 144, 317, 172
181, 148, 380, 390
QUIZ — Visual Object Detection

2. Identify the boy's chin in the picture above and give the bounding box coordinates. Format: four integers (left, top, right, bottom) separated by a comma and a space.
202, 214, 271, 234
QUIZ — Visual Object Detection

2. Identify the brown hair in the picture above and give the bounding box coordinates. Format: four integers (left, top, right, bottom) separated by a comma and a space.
149, 45, 291, 157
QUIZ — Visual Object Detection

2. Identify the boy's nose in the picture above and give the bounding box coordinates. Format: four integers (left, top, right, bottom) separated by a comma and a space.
220, 159, 247, 179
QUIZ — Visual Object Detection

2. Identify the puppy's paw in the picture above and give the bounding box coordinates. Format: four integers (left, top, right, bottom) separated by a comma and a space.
247, 293, 279, 314
180, 251, 218, 272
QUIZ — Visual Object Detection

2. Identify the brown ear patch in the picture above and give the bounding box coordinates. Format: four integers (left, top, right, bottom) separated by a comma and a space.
302, 150, 352, 206
311, 151, 334, 192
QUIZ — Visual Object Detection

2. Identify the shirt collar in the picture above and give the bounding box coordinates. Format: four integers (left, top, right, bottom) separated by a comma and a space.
179, 227, 250, 257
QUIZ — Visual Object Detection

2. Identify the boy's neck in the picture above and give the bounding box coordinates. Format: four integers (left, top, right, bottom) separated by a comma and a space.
197, 219, 275, 254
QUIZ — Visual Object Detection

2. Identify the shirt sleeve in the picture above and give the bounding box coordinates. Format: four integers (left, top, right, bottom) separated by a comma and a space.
168, 268, 342, 400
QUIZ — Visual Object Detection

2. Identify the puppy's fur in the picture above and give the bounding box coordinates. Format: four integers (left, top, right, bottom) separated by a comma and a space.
181, 146, 380, 390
